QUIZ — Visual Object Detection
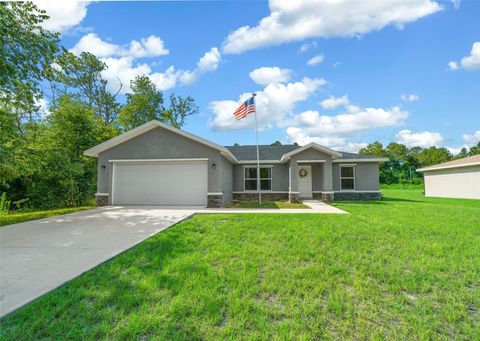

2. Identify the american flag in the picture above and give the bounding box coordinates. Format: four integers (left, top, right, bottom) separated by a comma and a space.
233, 96, 255, 120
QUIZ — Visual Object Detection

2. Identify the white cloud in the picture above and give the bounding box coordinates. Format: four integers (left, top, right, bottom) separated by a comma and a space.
449, 41, 480, 71
222, 0, 442, 54
178, 47, 221, 85
126, 36, 170, 58
100, 57, 153, 93
249, 67, 293, 85
299, 41, 318, 53
102, 53, 217, 94
463, 130, 480, 144
285, 128, 368, 152
209, 77, 325, 130
35, 97, 50, 117
70, 33, 120, 58
401, 93, 419, 102
284, 98, 409, 151
34, 0, 91, 33
321, 95, 349, 109
307, 54, 324, 66
460, 42, 480, 70
70, 33, 169, 58
448, 61, 459, 70
395, 129, 444, 147
71, 34, 220, 93
286, 106, 409, 137
447, 145, 469, 155
451, 0, 461, 9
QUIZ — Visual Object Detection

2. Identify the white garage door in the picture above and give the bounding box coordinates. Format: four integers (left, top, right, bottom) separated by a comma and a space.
112, 160, 208, 206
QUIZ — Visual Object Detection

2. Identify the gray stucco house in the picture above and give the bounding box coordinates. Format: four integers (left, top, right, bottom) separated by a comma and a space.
84, 120, 387, 207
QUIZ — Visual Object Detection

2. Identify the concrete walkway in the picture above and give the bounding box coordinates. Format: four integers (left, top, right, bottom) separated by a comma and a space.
200, 201, 348, 214
0, 201, 346, 317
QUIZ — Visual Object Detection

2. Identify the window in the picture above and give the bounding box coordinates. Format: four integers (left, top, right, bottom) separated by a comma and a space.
244, 167, 272, 191
340, 165, 355, 190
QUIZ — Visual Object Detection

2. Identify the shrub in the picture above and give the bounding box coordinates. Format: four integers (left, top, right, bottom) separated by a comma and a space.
0, 192, 11, 213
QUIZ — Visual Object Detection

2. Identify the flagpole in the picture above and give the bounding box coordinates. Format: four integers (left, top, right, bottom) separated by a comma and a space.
252, 93, 261, 205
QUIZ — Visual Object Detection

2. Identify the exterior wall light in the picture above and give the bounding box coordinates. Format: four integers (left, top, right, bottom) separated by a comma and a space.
212, 163, 216, 169
101, 165, 106, 170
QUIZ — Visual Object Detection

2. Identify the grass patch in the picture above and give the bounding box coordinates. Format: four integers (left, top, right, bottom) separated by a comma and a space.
380, 183, 424, 190
226, 200, 309, 209
1, 190, 479, 339
0, 206, 95, 227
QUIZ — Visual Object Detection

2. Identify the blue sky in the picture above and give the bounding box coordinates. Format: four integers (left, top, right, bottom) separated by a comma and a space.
39, 0, 479, 153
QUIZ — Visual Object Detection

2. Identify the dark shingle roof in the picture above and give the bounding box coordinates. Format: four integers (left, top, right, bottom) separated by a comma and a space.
226, 145, 299, 161
337, 152, 385, 160
225, 145, 384, 161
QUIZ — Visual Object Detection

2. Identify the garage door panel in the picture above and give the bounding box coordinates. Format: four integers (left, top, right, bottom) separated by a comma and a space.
113, 161, 208, 205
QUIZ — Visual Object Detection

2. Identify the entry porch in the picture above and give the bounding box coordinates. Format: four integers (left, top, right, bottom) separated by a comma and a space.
288, 160, 334, 202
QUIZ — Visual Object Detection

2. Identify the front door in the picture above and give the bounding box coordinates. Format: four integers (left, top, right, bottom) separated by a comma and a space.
298, 165, 312, 198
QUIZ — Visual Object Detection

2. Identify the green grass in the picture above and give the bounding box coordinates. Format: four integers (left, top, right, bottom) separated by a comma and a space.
380, 183, 424, 190
226, 200, 309, 209
0, 206, 95, 227
1, 190, 479, 339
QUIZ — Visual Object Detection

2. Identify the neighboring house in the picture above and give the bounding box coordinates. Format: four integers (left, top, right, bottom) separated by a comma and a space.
84, 120, 387, 207
417, 154, 480, 200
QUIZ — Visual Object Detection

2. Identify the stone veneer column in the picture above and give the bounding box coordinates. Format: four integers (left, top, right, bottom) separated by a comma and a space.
321, 192, 334, 202
95, 193, 109, 206
207, 193, 223, 208
289, 192, 300, 203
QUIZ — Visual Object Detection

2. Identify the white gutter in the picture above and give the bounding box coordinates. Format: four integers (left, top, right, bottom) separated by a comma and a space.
417, 161, 480, 172
332, 158, 388, 163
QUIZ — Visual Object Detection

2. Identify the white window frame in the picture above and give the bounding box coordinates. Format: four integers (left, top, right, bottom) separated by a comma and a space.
340, 165, 356, 191
243, 166, 273, 192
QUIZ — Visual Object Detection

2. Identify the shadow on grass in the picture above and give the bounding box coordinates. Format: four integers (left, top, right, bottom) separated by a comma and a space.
333, 196, 421, 206
381, 196, 422, 203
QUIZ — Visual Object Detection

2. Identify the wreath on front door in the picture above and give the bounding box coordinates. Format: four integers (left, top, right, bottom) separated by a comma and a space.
299, 168, 308, 177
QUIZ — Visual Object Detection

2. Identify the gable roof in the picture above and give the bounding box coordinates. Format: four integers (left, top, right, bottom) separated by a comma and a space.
84, 120, 387, 164
417, 154, 480, 172
83, 120, 238, 163
280, 142, 343, 161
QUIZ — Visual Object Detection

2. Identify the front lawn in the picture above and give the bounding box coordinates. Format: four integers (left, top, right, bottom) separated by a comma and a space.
226, 200, 309, 209
1, 190, 479, 339
0, 206, 95, 227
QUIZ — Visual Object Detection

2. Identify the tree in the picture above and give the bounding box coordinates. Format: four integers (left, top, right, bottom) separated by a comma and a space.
359, 142, 385, 156
385, 142, 409, 160
469, 142, 480, 156
0, 2, 59, 101
271, 140, 282, 146
119, 75, 198, 130
26, 96, 100, 208
48, 51, 121, 126
119, 75, 164, 130
418, 147, 452, 167
164, 94, 198, 128
0, 2, 59, 139
458, 147, 469, 158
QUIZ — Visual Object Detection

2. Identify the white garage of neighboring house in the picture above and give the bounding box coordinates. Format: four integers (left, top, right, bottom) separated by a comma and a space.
417, 154, 480, 200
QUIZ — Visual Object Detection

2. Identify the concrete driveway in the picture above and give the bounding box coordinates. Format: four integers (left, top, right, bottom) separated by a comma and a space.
0, 202, 345, 318
0, 207, 196, 318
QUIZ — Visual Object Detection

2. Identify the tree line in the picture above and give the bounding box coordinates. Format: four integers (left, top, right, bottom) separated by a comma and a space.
358, 142, 479, 185
0, 2, 198, 210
